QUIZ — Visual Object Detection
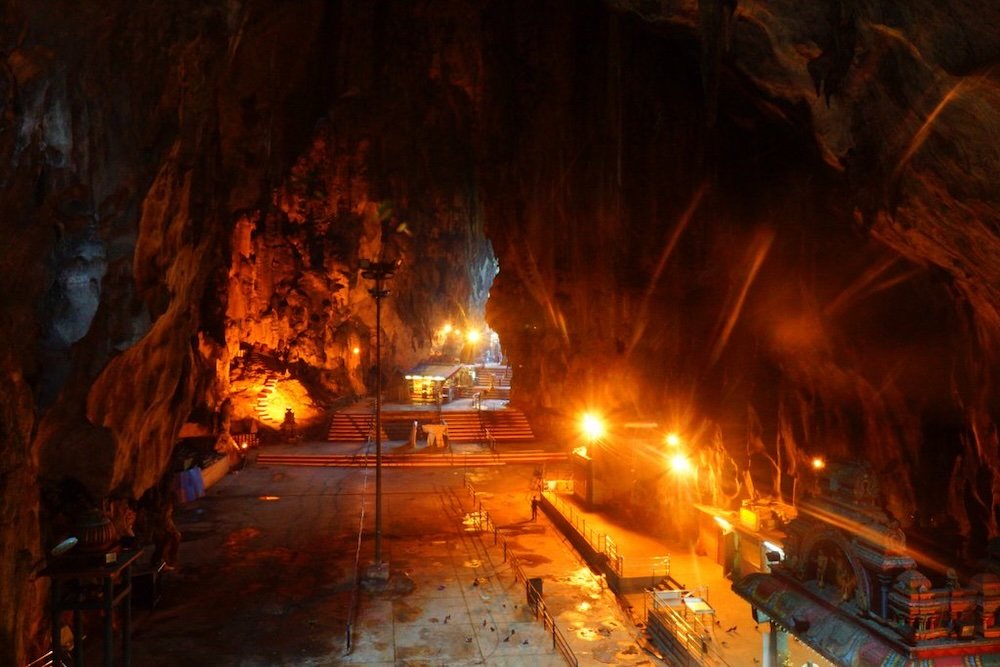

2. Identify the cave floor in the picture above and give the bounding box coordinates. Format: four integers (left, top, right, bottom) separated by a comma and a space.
115, 439, 828, 666
122, 453, 652, 666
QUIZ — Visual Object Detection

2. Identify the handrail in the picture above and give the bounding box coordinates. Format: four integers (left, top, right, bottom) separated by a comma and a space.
542, 492, 673, 588
544, 491, 629, 578
463, 477, 579, 667
647, 591, 734, 666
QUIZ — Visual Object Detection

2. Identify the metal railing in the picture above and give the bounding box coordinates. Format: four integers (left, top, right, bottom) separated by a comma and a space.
544, 491, 625, 577
628, 554, 673, 585
646, 591, 734, 666
233, 432, 259, 449
541, 492, 673, 585
464, 477, 579, 667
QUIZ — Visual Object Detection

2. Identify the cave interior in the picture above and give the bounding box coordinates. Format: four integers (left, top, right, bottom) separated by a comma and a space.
1, 0, 999, 662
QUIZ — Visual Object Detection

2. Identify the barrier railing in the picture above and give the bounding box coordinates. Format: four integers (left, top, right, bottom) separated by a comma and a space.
542, 492, 673, 585
543, 491, 627, 577
628, 554, 673, 585
233, 432, 259, 449
463, 477, 579, 667
646, 591, 734, 666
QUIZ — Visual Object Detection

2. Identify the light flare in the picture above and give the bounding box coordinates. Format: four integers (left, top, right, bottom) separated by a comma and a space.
798, 504, 950, 574
628, 182, 709, 353
823, 257, 913, 317
670, 453, 693, 475
710, 228, 774, 366
890, 69, 994, 189
580, 413, 606, 441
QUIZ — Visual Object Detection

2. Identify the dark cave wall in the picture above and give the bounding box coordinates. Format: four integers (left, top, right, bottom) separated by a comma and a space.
1, 0, 999, 662
0, 2, 496, 660
0, 1, 335, 660
479, 0, 1000, 538
224, 0, 496, 413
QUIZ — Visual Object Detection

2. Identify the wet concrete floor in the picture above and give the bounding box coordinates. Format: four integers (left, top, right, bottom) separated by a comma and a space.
128, 458, 658, 666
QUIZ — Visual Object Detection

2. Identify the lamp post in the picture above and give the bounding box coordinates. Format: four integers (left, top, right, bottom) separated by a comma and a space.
361, 258, 399, 568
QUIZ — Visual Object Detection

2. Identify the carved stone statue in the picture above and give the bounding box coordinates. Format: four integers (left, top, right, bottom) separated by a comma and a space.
816, 551, 829, 589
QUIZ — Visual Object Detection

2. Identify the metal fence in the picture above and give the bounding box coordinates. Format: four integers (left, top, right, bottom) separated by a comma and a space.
541, 491, 674, 586
646, 591, 735, 666
464, 477, 579, 667
543, 491, 626, 577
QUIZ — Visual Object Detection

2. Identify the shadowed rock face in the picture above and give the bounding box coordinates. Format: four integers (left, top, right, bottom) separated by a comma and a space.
1, 0, 998, 661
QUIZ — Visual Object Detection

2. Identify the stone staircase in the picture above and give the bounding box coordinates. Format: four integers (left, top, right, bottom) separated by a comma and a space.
442, 408, 535, 444
480, 409, 534, 441
326, 411, 388, 442
325, 405, 535, 444
473, 365, 513, 400
439, 411, 484, 443
254, 374, 279, 426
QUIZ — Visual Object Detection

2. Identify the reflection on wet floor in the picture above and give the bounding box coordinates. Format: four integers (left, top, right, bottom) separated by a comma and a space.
129, 464, 657, 666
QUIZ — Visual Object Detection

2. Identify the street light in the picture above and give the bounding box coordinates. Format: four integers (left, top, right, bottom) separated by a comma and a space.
580, 412, 606, 442
669, 452, 693, 475
360, 258, 399, 568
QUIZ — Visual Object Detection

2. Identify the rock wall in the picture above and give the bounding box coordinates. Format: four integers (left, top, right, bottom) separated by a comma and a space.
0, 2, 495, 659
0, 1, 335, 660
478, 0, 1000, 542
1, 0, 999, 661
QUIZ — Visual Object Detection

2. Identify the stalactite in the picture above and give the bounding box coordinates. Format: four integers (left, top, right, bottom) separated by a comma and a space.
806, 0, 859, 105
777, 390, 801, 504
698, 0, 737, 127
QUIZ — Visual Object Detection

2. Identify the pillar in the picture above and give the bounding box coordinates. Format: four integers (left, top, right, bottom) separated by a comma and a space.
877, 573, 893, 619
762, 622, 789, 667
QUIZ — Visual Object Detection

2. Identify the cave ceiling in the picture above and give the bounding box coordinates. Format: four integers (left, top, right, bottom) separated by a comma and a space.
0, 0, 999, 662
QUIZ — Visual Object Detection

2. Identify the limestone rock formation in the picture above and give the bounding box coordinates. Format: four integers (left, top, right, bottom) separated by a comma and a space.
1, 0, 999, 662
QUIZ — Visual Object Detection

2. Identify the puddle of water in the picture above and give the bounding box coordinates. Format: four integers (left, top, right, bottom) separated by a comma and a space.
463, 559, 482, 568
224, 527, 263, 556
563, 566, 603, 596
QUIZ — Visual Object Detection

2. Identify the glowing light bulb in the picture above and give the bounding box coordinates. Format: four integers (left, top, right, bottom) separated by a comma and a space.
811, 456, 826, 470
580, 413, 605, 441
665, 432, 681, 447
352, 346, 361, 355
670, 453, 693, 475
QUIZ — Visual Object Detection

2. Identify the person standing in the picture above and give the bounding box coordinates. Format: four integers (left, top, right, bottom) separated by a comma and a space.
531, 496, 539, 521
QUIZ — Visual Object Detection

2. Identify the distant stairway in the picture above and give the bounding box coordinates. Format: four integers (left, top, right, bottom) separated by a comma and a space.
473, 365, 513, 400
443, 408, 535, 444
441, 411, 483, 443
481, 409, 534, 442
326, 412, 388, 443
254, 374, 279, 426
